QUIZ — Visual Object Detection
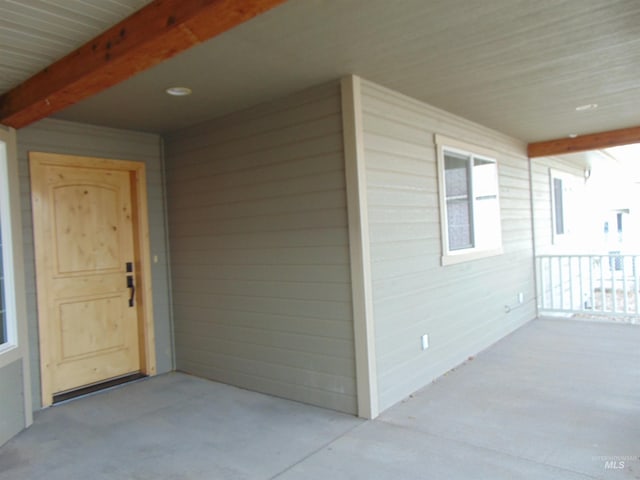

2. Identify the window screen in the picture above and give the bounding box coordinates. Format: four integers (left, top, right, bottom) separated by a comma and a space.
444, 151, 473, 250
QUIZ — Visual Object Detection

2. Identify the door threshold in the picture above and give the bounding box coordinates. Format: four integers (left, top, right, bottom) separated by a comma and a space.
52, 372, 147, 404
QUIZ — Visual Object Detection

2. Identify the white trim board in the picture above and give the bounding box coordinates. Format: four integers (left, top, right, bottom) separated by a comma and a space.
341, 75, 379, 419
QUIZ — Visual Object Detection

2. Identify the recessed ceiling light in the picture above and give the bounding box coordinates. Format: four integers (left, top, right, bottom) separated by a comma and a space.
575, 103, 598, 112
166, 86, 192, 96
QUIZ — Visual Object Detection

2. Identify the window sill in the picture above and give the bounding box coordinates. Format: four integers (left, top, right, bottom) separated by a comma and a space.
441, 247, 504, 266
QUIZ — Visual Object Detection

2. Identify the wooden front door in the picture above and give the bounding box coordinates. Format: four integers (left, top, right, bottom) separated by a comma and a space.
30, 152, 156, 406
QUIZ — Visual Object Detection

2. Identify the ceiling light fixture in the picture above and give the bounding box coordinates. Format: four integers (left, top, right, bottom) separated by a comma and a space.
568, 133, 578, 138
165, 86, 192, 96
575, 103, 598, 112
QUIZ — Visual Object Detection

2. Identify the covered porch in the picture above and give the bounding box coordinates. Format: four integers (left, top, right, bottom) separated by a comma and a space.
2, 317, 637, 479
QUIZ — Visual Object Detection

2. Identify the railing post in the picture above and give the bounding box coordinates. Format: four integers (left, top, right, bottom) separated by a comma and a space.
611, 255, 617, 314
568, 256, 574, 311
578, 256, 584, 311
632, 255, 640, 315
558, 256, 564, 311
547, 257, 555, 310
622, 255, 629, 314
600, 255, 606, 313
539, 256, 546, 311
589, 255, 594, 311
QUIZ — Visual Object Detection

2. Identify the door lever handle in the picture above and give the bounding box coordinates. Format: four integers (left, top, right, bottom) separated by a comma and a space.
126, 275, 135, 307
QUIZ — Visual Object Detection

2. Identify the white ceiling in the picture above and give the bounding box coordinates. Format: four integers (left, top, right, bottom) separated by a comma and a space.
3, 0, 640, 142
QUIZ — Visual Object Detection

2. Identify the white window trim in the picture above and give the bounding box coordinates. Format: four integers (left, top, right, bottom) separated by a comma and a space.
435, 134, 504, 266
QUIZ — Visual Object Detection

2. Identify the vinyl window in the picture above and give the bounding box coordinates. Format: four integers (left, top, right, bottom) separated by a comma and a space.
436, 135, 503, 265
552, 177, 565, 236
549, 169, 577, 244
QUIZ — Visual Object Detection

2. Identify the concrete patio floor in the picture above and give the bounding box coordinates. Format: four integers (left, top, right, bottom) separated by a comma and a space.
1, 317, 639, 479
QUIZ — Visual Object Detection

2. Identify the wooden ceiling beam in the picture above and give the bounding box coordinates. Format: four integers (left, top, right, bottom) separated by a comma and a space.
0, 0, 288, 129
528, 125, 640, 158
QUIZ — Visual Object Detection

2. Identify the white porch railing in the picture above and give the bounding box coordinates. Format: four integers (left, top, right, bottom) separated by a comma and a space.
536, 254, 640, 316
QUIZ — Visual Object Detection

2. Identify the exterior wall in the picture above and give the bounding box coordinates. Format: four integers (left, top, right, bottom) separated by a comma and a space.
0, 360, 24, 446
16, 119, 173, 410
164, 82, 357, 414
359, 79, 537, 412
0, 125, 31, 447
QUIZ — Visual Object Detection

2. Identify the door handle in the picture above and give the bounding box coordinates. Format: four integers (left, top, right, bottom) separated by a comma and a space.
126, 275, 135, 307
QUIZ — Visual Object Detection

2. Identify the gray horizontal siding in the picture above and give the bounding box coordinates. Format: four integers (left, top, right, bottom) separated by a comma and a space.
360, 79, 537, 412
16, 119, 173, 410
165, 81, 357, 414
0, 360, 24, 447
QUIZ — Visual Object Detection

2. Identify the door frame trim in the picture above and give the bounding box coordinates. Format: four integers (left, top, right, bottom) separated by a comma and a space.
29, 152, 157, 407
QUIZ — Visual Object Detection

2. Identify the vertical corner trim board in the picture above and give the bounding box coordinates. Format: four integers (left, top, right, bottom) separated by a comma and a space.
341, 75, 379, 419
